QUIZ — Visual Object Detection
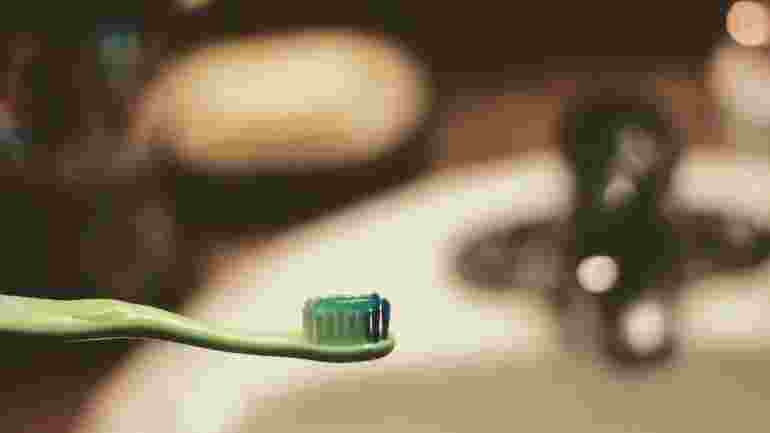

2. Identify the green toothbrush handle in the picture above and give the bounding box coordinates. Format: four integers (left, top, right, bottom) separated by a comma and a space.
0, 295, 395, 362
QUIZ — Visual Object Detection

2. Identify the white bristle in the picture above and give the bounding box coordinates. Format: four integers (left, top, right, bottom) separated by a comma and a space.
337, 311, 345, 337
302, 303, 310, 340
348, 313, 357, 337
328, 312, 337, 338
314, 314, 324, 344
358, 311, 369, 339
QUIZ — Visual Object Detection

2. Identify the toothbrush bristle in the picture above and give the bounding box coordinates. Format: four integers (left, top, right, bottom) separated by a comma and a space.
303, 293, 391, 345
382, 298, 391, 339
371, 293, 381, 341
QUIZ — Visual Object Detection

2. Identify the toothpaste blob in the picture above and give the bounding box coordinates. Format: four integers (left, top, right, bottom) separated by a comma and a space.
303, 294, 390, 345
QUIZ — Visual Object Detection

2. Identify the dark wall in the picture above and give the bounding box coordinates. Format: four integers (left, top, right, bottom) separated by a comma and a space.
188, 1, 728, 73
2, 1, 728, 85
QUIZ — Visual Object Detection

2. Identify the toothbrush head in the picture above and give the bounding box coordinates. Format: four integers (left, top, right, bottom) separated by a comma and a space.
301, 293, 394, 361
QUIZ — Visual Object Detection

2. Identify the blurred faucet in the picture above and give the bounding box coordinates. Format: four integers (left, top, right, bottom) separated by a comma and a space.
457, 85, 770, 370
558, 89, 685, 367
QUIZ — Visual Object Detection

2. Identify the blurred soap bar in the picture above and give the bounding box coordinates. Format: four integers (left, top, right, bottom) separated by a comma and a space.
131, 30, 432, 171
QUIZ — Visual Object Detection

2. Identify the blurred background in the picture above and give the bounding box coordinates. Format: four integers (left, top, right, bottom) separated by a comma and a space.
2, 0, 769, 431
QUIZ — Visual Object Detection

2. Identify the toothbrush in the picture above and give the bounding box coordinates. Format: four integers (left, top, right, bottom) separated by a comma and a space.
0, 292, 394, 363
